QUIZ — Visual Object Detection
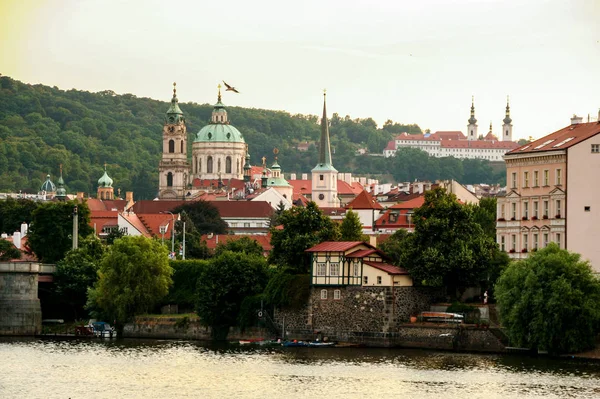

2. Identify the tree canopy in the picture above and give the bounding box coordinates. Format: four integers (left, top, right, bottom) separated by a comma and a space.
495, 243, 600, 354
0, 239, 21, 261
172, 200, 227, 235
340, 208, 366, 241
214, 236, 264, 258
89, 235, 172, 332
269, 201, 340, 272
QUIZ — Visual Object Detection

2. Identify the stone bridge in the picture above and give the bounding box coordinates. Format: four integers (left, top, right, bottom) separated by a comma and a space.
0, 262, 55, 335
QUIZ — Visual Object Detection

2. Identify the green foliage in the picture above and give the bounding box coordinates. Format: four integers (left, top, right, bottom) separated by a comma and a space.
215, 236, 264, 257
27, 200, 93, 263
263, 270, 311, 310
400, 188, 500, 296
0, 198, 38, 235
378, 229, 411, 266
238, 294, 265, 330
0, 239, 21, 261
90, 236, 173, 331
164, 259, 209, 310
172, 200, 227, 235
446, 302, 477, 314
471, 197, 497, 240
495, 243, 600, 354
196, 251, 269, 339
269, 201, 340, 272
53, 237, 105, 319
340, 208, 366, 241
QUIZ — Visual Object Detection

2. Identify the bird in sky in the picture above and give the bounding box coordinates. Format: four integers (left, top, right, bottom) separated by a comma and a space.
222, 81, 240, 93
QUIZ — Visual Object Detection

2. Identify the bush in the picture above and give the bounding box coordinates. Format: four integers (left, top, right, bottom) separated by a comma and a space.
164, 259, 209, 310
263, 270, 310, 309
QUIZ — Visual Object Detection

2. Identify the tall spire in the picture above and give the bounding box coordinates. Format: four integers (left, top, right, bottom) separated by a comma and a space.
319, 89, 333, 166
217, 83, 222, 103
503, 95, 512, 124
56, 163, 67, 199
489, 121, 493, 133
166, 82, 184, 122
468, 96, 477, 125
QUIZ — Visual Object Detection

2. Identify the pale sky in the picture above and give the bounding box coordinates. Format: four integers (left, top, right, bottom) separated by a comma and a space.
1, 0, 599, 141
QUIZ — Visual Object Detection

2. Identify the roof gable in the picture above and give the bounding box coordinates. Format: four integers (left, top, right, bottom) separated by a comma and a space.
345, 190, 383, 210
508, 122, 600, 155
306, 241, 374, 253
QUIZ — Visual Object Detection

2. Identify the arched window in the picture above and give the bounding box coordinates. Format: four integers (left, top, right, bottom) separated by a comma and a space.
180, 141, 184, 153
167, 172, 173, 187
226, 156, 232, 174
193, 156, 197, 174
168, 140, 175, 153
207, 157, 213, 173
198, 158, 201, 174
218, 158, 221, 173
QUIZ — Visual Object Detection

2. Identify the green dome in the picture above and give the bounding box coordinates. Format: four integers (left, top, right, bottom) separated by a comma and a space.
195, 124, 245, 143
98, 170, 113, 187
40, 174, 56, 192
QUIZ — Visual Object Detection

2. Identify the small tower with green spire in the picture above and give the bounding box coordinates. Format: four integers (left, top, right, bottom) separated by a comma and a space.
311, 90, 339, 208
266, 148, 293, 200
243, 153, 252, 182
56, 164, 67, 201
467, 96, 478, 141
502, 96, 513, 142
159, 82, 190, 200
40, 173, 56, 196
97, 163, 114, 200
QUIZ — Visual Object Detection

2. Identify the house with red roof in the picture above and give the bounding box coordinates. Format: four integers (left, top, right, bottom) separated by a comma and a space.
344, 190, 384, 233
306, 241, 412, 290
496, 116, 600, 272
201, 233, 272, 257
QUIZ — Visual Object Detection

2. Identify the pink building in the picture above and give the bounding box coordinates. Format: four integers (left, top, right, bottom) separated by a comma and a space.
496, 117, 600, 272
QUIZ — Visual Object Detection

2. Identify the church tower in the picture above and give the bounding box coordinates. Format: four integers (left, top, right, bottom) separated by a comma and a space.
159, 83, 190, 199
311, 91, 339, 208
502, 96, 513, 142
467, 96, 478, 141
97, 164, 114, 200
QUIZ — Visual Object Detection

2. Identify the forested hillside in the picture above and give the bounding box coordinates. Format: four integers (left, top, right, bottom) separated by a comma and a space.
0, 76, 504, 199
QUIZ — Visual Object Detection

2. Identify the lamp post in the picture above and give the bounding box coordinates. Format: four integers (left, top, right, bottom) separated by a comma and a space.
162, 211, 175, 257
182, 221, 186, 260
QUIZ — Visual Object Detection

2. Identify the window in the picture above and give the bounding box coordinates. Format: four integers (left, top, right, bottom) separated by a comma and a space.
500, 236, 505, 251
168, 139, 175, 153
511, 235, 516, 251
225, 156, 232, 174
543, 201, 549, 217
180, 141, 184, 153
244, 223, 251, 228
320, 289, 327, 300
585, 206, 591, 212
316, 263, 327, 276
319, 174, 324, 181
511, 172, 517, 189
500, 204, 505, 219
523, 233, 528, 251
533, 171, 539, 187
556, 169, 562, 185
592, 144, 600, 153
333, 290, 341, 300
228, 222, 237, 227
533, 201, 539, 218
556, 233, 561, 248
543, 233, 549, 247
207, 156, 213, 173
523, 171, 529, 188
523, 202, 529, 219
330, 263, 340, 277
543, 170, 549, 186
377, 276, 382, 285
353, 261, 360, 277
166, 172, 173, 187
533, 233, 538, 250
511, 203, 517, 220
363, 276, 368, 285
555, 200, 562, 217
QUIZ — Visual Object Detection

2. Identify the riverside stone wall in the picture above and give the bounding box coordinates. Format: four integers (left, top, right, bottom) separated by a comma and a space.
0, 263, 42, 336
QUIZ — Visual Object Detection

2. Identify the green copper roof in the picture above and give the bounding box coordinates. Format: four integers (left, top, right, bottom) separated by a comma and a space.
195, 124, 245, 143
166, 83, 184, 124
56, 173, 66, 198
311, 163, 338, 173
98, 169, 113, 188
40, 174, 56, 192
267, 176, 292, 187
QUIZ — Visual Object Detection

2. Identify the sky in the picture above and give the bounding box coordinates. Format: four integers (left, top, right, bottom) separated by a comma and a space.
1, 0, 599, 141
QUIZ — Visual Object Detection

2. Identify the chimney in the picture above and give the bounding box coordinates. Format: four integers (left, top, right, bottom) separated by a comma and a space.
77, 192, 85, 200
290, 173, 296, 180
369, 235, 377, 247
571, 114, 583, 125
20, 222, 28, 237
13, 231, 21, 249
301, 173, 308, 180
126, 191, 134, 203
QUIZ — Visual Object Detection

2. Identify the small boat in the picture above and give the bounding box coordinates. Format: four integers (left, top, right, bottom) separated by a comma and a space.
282, 340, 308, 347
307, 341, 335, 347
88, 321, 116, 338
420, 312, 464, 323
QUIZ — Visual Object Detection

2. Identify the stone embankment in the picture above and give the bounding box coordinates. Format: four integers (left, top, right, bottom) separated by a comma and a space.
0, 262, 42, 336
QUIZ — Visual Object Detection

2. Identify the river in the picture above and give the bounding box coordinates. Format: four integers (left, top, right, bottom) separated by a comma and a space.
1, 338, 599, 398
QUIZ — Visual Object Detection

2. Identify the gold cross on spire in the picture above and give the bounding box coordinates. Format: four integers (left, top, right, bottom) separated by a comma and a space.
323, 88, 327, 96
261, 156, 266, 167
104, 162, 107, 171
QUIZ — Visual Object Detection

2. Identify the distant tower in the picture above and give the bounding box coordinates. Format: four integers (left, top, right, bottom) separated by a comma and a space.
159, 82, 190, 200
467, 96, 478, 141
56, 164, 67, 201
503, 96, 513, 142
40, 174, 56, 197
97, 163, 114, 200
267, 148, 293, 200
311, 90, 339, 208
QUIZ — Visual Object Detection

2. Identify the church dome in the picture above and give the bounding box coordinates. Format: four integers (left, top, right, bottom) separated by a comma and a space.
195, 124, 245, 144
98, 170, 113, 188
40, 174, 56, 192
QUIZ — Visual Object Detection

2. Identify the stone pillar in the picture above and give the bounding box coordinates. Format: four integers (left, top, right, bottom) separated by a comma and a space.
0, 262, 42, 336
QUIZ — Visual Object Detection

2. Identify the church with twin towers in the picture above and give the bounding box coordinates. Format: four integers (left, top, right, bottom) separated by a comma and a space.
157, 84, 340, 208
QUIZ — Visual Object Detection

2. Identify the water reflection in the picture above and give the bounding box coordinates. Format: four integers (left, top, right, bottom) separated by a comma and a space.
1, 338, 599, 399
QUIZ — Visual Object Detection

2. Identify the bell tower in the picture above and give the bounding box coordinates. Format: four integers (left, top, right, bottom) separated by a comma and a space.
311, 90, 339, 208
502, 96, 513, 142
467, 96, 478, 141
159, 82, 190, 199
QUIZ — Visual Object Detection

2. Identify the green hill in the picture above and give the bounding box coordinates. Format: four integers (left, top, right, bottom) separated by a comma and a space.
0, 76, 504, 198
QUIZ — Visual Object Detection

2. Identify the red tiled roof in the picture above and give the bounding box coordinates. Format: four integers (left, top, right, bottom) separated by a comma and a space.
201, 233, 272, 253
120, 213, 152, 237
384, 140, 396, 151
363, 260, 409, 275
319, 207, 346, 216
1, 236, 37, 261
390, 196, 425, 209
289, 179, 363, 197
350, 182, 364, 194
131, 200, 186, 214
431, 131, 465, 140
508, 121, 600, 155
306, 241, 373, 252
86, 199, 129, 211
212, 201, 273, 218
89, 210, 119, 234
346, 190, 383, 210
484, 132, 499, 140
345, 249, 379, 258
191, 178, 246, 191
337, 180, 357, 196
137, 214, 175, 237
441, 140, 518, 149
289, 180, 312, 195
292, 192, 310, 206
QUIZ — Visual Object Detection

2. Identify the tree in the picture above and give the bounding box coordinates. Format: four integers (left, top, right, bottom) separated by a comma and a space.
400, 187, 499, 297
471, 197, 497, 240
27, 200, 93, 263
215, 236, 264, 258
340, 208, 365, 241
495, 244, 600, 354
172, 200, 227, 235
89, 236, 173, 334
269, 201, 340, 272
53, 237, 104, 319
378, 229, 411, 266
0, 239, 21, 261
196, 251, 268, 339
